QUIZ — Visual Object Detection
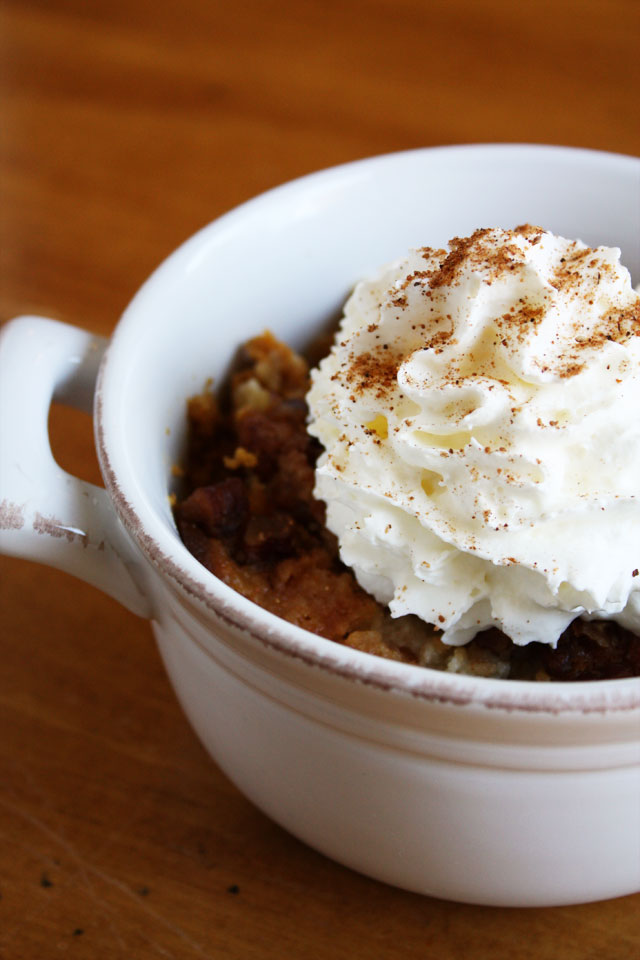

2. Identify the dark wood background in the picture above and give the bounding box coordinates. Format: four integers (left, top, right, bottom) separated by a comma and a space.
1, 1, 639, 956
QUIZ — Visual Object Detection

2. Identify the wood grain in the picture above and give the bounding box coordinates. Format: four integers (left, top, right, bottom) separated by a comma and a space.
1, 1, 639, 956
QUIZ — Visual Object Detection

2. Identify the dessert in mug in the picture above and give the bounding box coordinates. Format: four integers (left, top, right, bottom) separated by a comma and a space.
175, 225, 640, 681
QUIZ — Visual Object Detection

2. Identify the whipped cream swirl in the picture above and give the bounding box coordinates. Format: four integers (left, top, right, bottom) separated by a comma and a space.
307, 226, 640, 646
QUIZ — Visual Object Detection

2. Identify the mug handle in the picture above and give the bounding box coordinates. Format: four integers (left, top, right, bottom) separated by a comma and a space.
0, 316, 151, 617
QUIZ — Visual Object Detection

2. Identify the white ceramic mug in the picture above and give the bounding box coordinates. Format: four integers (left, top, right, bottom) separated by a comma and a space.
2, 145, 639, 907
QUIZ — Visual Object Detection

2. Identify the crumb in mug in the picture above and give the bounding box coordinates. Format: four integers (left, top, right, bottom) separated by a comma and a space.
174, 332, 640, 681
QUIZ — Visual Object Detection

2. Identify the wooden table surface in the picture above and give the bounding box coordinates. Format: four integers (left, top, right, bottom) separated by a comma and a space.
1, 1, 639, 956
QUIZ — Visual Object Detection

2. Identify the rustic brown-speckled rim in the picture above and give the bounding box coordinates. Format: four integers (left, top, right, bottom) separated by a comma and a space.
95, 145, 640, 717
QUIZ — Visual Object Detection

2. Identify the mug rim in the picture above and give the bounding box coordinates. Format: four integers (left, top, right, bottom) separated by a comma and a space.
96, 143, 640, 716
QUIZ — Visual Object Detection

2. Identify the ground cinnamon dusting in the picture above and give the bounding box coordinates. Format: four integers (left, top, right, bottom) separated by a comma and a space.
344, 348, 400, 400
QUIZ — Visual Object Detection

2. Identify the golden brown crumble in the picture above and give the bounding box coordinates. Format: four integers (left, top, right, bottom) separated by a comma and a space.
174, 331, 640, 682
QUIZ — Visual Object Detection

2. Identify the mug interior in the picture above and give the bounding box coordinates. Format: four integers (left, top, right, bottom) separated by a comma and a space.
97, 144, 640, 708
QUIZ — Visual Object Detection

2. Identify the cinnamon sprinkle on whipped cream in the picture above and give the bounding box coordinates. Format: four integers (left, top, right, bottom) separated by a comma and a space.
307, 226, 640, 647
